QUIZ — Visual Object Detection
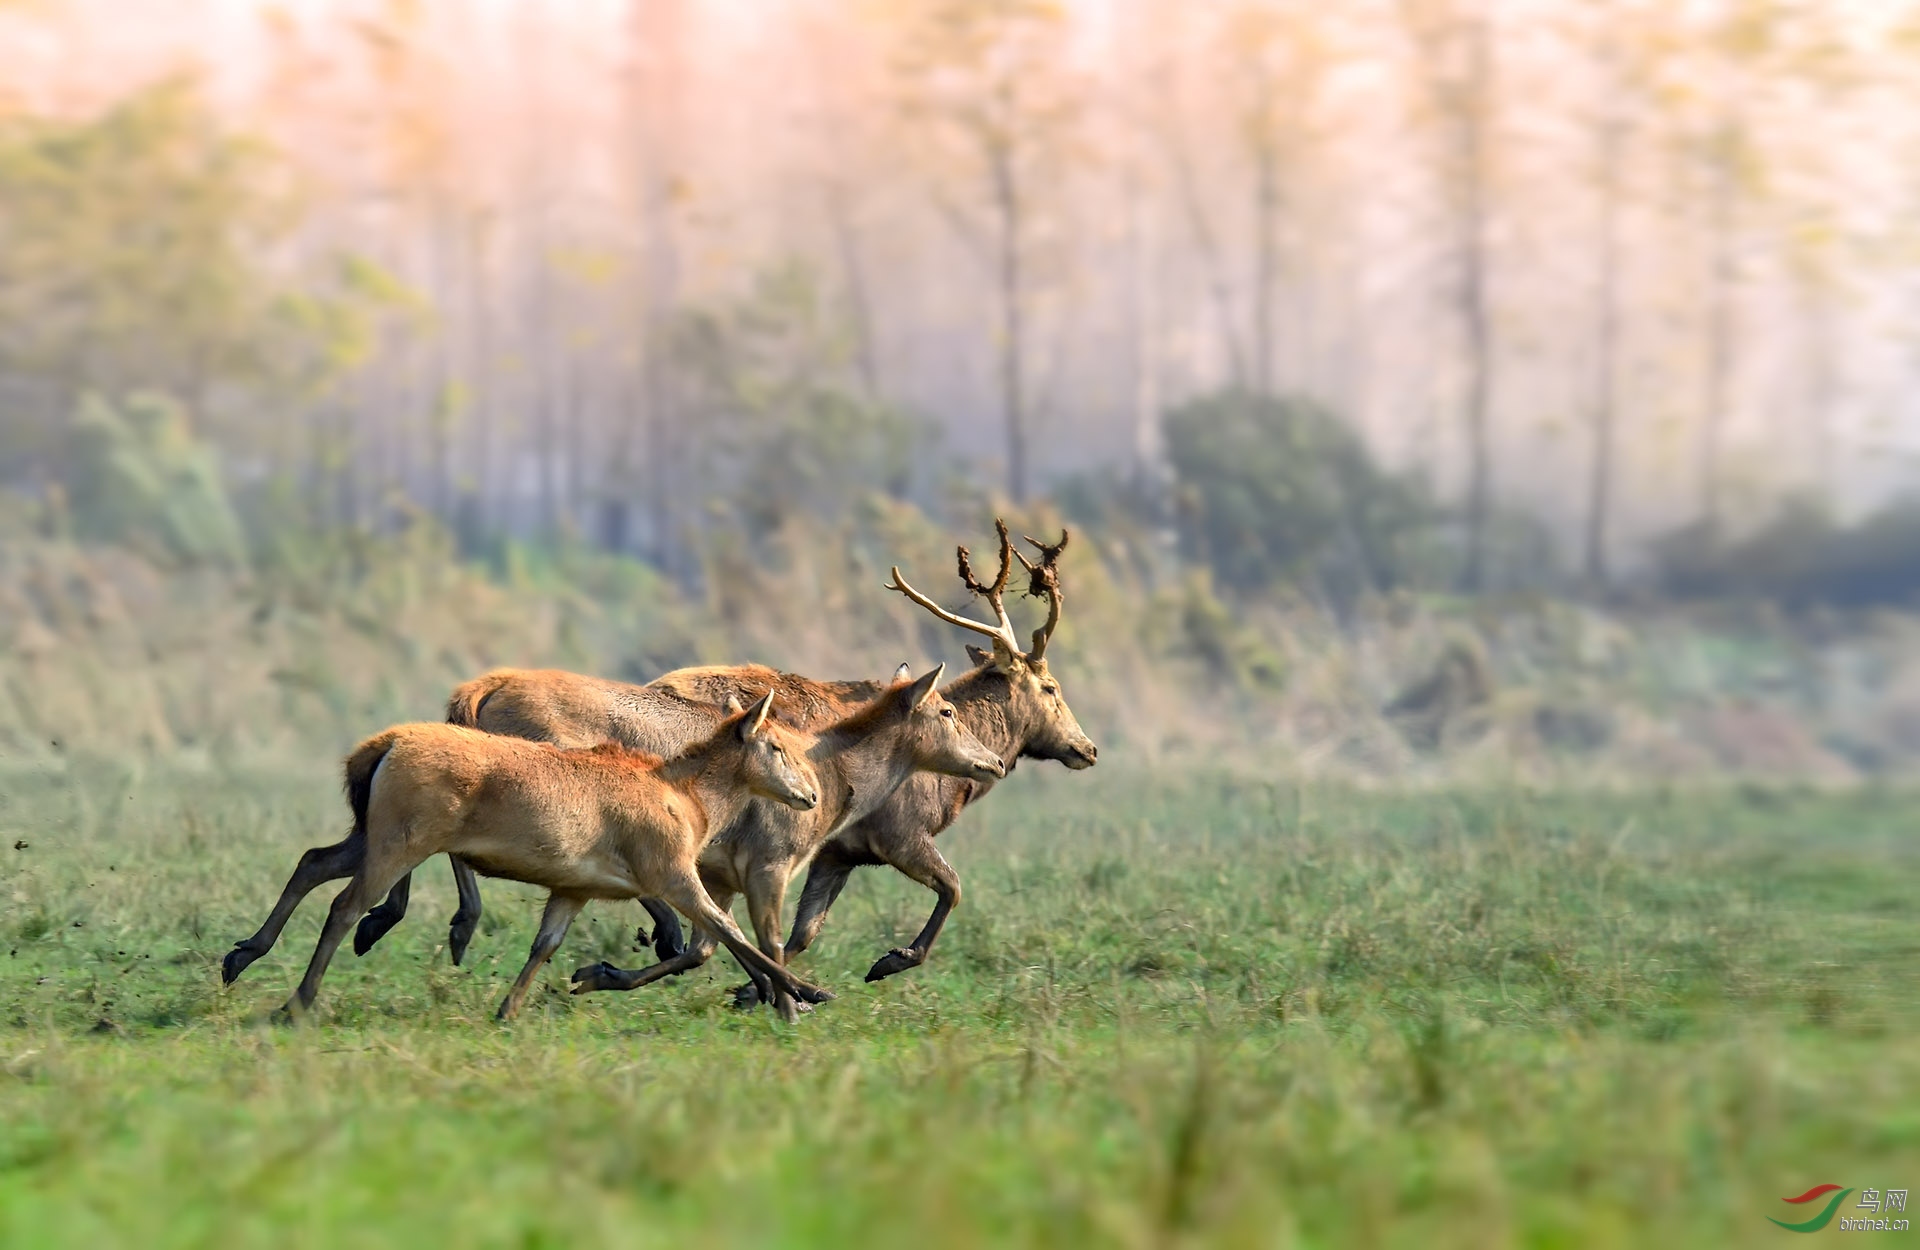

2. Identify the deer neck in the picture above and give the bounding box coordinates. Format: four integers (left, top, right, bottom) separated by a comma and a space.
811, 720, 918, 835
657, 745, 752, 842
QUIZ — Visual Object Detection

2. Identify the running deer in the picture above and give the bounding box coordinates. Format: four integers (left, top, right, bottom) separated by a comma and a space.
232, 695, 839, 1021
568, 663, 1006, 1014
358, 520, 1096, 992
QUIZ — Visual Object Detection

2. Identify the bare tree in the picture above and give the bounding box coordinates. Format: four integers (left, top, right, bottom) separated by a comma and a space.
1154, 44, 1248, 391
893, 0, 1077, 504
1576, 0, 1636, 589
799, 4, 883, 399
1402, 0, 1498, 591
620, 0, 689, 568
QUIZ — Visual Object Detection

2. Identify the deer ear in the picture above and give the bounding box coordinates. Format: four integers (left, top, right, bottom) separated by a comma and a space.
907, 663, 945, 710
740, 691, 775, 740
724, 694, 745, 714
891, 662, 912, 685
965, 644, 992, 668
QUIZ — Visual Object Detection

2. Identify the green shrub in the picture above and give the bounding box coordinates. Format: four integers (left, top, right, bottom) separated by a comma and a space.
1163, 390, 1430, 598
64, 392, 245, 568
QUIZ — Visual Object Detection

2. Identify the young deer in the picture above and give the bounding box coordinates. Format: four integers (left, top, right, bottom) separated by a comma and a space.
355, 521, 1095, 987
568, 664, 1005, 1017
240, 695, 836, 1021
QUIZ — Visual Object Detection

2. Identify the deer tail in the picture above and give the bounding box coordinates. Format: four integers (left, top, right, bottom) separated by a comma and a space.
445, 669, 513, 727
344, 729, 402, 839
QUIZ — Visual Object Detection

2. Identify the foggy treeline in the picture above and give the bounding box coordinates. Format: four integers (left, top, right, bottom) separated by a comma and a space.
2, 0, 1918, 595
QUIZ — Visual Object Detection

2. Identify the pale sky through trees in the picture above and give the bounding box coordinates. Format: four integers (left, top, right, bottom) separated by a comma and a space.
1, 0, 1916, 574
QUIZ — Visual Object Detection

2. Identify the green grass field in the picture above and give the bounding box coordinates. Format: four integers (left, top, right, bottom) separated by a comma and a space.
2, 760, 1916, 1247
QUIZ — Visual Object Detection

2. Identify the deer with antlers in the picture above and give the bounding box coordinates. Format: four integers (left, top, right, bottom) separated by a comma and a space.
347, 520, 1097, 992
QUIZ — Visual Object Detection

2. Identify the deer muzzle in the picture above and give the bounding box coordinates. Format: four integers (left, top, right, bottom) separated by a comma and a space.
971, 754, 1007, 782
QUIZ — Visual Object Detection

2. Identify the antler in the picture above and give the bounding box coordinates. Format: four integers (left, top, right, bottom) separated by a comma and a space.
1013, 528, 1069, 662
885, 519, 1020, 654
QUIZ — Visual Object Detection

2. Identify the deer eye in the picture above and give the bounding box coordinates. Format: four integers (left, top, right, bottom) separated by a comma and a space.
940, 707, 954, 718
1042, 683, 1059, 696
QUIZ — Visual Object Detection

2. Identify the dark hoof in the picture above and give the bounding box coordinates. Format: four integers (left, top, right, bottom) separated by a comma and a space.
448, 917, 476, 967
221, 945, 257, 986
788, 979, 836, 1005
730, 982, 765, 1010
864, 948, 921, 983
353, 909, 398, 957
569, 961, 620, 994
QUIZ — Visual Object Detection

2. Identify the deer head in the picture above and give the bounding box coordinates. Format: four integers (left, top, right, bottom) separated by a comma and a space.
885, 520, 1098, 771
883, 663, 1006, 783
728, 692, 821, 810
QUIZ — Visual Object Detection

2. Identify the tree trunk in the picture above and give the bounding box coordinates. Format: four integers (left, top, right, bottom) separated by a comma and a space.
1701, 128, 1736, 534
628, 0, 686, 575
824, 176, 881, 400
467, 210, 496, 548
989, 141, 1027, 503
1799, 265, 1837, 509
1583, 107, 1622, 590
1456, 16, 1494, 593
1164, 114, 1248, 389
1124, 111, 1159, 498
427, 199, 455, 528
1251, 106, 1279, 395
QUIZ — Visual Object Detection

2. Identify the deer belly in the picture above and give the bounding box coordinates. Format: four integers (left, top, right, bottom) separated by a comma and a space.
459, 852, 643, 899
452, 822, 642, 899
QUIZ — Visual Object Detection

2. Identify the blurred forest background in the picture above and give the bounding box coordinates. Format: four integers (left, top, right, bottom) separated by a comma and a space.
5, 0, 1920, 781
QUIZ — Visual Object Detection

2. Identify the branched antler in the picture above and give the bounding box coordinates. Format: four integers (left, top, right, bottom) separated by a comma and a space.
951, 518, 1015, 639
886, 519, 1068, 662
956, 518, 1013, 599
1013, 528, 1069, 662
885, 519, 1019, 655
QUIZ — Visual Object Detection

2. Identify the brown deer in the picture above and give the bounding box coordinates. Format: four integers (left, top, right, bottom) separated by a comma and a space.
352, 665, 868, 968
347, 666, 893, 968
567, 663, 1007, 1012
776, 521, 1096, 986
355, 521, 1095, 994
247, 694, 838, 1021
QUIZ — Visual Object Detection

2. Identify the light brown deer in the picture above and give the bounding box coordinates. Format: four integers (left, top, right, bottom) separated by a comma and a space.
237, 695, 838, 1021
568, 663, 1005, 1012
352, 521, 1096, 989
352, 665, 869, 968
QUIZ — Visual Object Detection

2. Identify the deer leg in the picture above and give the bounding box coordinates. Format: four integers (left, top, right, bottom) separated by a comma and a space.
732, 860, 827, 1016
729, 844, 862, 1008
865, 835, 961, 984
447, 855, 482, 966
284, 850, 417, 1016
352, 871, 411, 957
785, 844, 862, 957
224, 832, 363, 985
571, 925, 719, 995
637, 897, 686, 961
573, 883, 731, 995
495, 893, 588, 1021
655, 875, 829, 1022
